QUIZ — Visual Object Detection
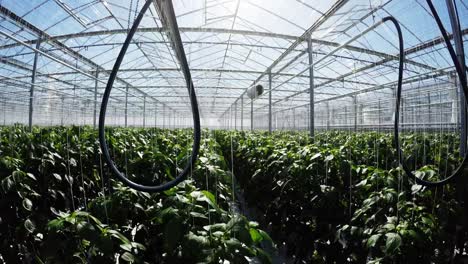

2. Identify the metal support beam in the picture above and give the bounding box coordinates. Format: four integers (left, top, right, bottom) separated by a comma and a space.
293, 108, 296, 130
222, 0, 349, 116
307, 34, 314, 138
353, 96, 357, 131
29, 39, 41, 131
0, 6, 171, 112
446, 0, 468, 248
378, 99, 381, 133
344, 106, 348, 129
93, 69, 99, 128
268, 71, 272, 133
447, 0, 467, 156
241, 96, 244, 130
143, 96, 146, 128
428, 92, 431, 125
155, 103, 157, 127
234, 102, 237, 130
125, 86, 129, 127
61, 96, 65, 126
163, 104, 166, 128
251, 99, 253, 131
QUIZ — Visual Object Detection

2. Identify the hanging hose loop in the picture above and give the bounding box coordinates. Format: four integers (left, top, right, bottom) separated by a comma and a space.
98, 0, 201, 192
394, 0, 468, 187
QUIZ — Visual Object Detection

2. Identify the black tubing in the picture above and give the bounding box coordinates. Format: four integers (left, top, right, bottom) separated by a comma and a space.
394, 0, 468, 187
98, 0, 201, 192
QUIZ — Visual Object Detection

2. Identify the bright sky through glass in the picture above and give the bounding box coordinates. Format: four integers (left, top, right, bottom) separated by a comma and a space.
0, 0, 466, 126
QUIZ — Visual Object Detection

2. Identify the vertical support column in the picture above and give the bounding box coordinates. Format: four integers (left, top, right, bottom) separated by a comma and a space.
154, 103, 157, 127
307, 34, 315, 138
293, 108, 296, 130
61, 96, 65, 126
167, 111, 172, 129
447, 0, 467, 156
447, 0, 468, 243
173, 112, 176, 129
353, 96, 357, 131
250, 98, 253, 131
143, 96, 146, 128
326, 102, 330, 130
428, 92, 431, 128
124, 86, 129, 127
241, 97, 244, 130
344, 106, 348, 129
234, 102, 237, 130
230, 107, 233, 130
93, 69, 99, 128
268, 70, 273, 133
163, 104, 166, 128
378, 99, 381, 133
29, 39, 41, 131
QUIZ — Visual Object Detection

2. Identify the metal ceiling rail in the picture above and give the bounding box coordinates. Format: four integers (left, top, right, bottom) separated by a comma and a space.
0, 74, 97, 103
0, 56, 109, 104
220, 0, 350, 117
269, 1, 393, 82
264, 66, 455, 114
0, 68, 374, 86
0, 30, 145, 110
258, 29, 468, 111
49, 86, 337, 97
0, 27, 425, 66
0, 5, 173, 110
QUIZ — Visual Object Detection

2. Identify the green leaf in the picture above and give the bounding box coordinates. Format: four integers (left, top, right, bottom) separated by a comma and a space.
26, 173, 37, 181
121, 252, 135, 262
108, 230, 131, 244
258, 229, 273, 244
421, 216, 434, 226
22, 198, 33, 211
203, 223, 226, 232
249, 228, 262, 243
25, 219, 35, 233
385, 233, 401, 254
201, 190, 217, 207
190, 211, 208, 219
48, 218, 64, 230
186, 232, 209, 246
52, 173, 62, 181
1, 177, 14, 192
366, 234, 381, 248
310, 153, 321, 160
324, 154, 334, 162
120, 243, 132, 252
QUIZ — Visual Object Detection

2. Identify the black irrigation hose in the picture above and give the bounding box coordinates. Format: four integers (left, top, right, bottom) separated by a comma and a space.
394, 0, 468, 187
98, 0, 201, 192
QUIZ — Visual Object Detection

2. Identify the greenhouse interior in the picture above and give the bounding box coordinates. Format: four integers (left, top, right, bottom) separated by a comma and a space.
1, 0, 468, 263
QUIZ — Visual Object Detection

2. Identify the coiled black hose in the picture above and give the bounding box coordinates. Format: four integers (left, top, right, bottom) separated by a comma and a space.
394, 0, 468, 187
98, 0, 201, 192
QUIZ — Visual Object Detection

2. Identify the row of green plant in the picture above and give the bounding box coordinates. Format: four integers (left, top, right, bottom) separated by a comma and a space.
0, 126, 274, 263
215, 130, 463, 263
